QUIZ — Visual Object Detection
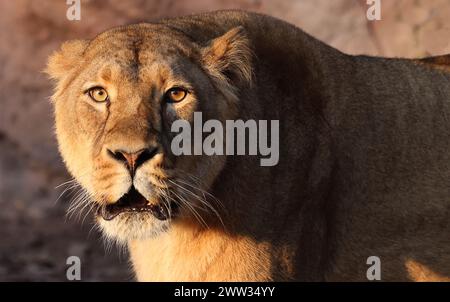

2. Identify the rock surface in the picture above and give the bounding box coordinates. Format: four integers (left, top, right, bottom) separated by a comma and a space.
0, 0, 448, 281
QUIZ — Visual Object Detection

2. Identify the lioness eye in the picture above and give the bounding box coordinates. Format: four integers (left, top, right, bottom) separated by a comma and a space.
88, 87, 109, 102
166, 87, 187, 103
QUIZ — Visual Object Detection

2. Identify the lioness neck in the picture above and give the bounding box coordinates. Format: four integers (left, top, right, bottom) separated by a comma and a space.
128, 223, 274, 281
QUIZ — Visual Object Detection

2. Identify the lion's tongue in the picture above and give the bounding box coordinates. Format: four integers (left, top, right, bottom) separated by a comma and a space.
98, 203, 172, 221
98, 188, 149, 221
97, 188, 175, 221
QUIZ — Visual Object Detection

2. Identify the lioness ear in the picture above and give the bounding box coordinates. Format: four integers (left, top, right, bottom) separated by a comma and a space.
46, 40, 88, 81
201, 26, 253, 86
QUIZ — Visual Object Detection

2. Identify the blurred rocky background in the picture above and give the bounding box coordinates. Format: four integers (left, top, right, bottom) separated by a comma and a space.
0, 0, 448, 281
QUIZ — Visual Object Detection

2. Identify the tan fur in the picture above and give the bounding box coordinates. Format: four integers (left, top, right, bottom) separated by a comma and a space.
129, 223, 273, 281
47, 11, 450, 281
405, 259, 450, 282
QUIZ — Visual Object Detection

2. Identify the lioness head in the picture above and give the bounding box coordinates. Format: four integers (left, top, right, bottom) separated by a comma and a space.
47, 24, 252, 243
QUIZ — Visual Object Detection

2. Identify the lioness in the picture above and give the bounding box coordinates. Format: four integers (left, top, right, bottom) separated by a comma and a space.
46, 10, 450, 281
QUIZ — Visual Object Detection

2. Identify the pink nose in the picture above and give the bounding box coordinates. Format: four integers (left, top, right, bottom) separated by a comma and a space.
107, 148, 157, 175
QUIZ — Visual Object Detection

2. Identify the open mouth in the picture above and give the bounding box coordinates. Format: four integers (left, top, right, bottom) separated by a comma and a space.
97, 187, 177, 221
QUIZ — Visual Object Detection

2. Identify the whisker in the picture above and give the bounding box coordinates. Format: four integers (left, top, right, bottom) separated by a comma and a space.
175, 170, 226, 212
54, 182, 81, 205
169, 187, 209, 229
168, 179, 224, 228
176, 178, 225, 211
156, 187, 172, 222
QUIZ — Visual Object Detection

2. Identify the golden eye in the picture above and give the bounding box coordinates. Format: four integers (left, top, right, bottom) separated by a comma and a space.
88, 87, 109, 102
166, 87, 187, 103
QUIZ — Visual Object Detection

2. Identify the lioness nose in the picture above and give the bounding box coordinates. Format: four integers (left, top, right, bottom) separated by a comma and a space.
107, 147, 157, 175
